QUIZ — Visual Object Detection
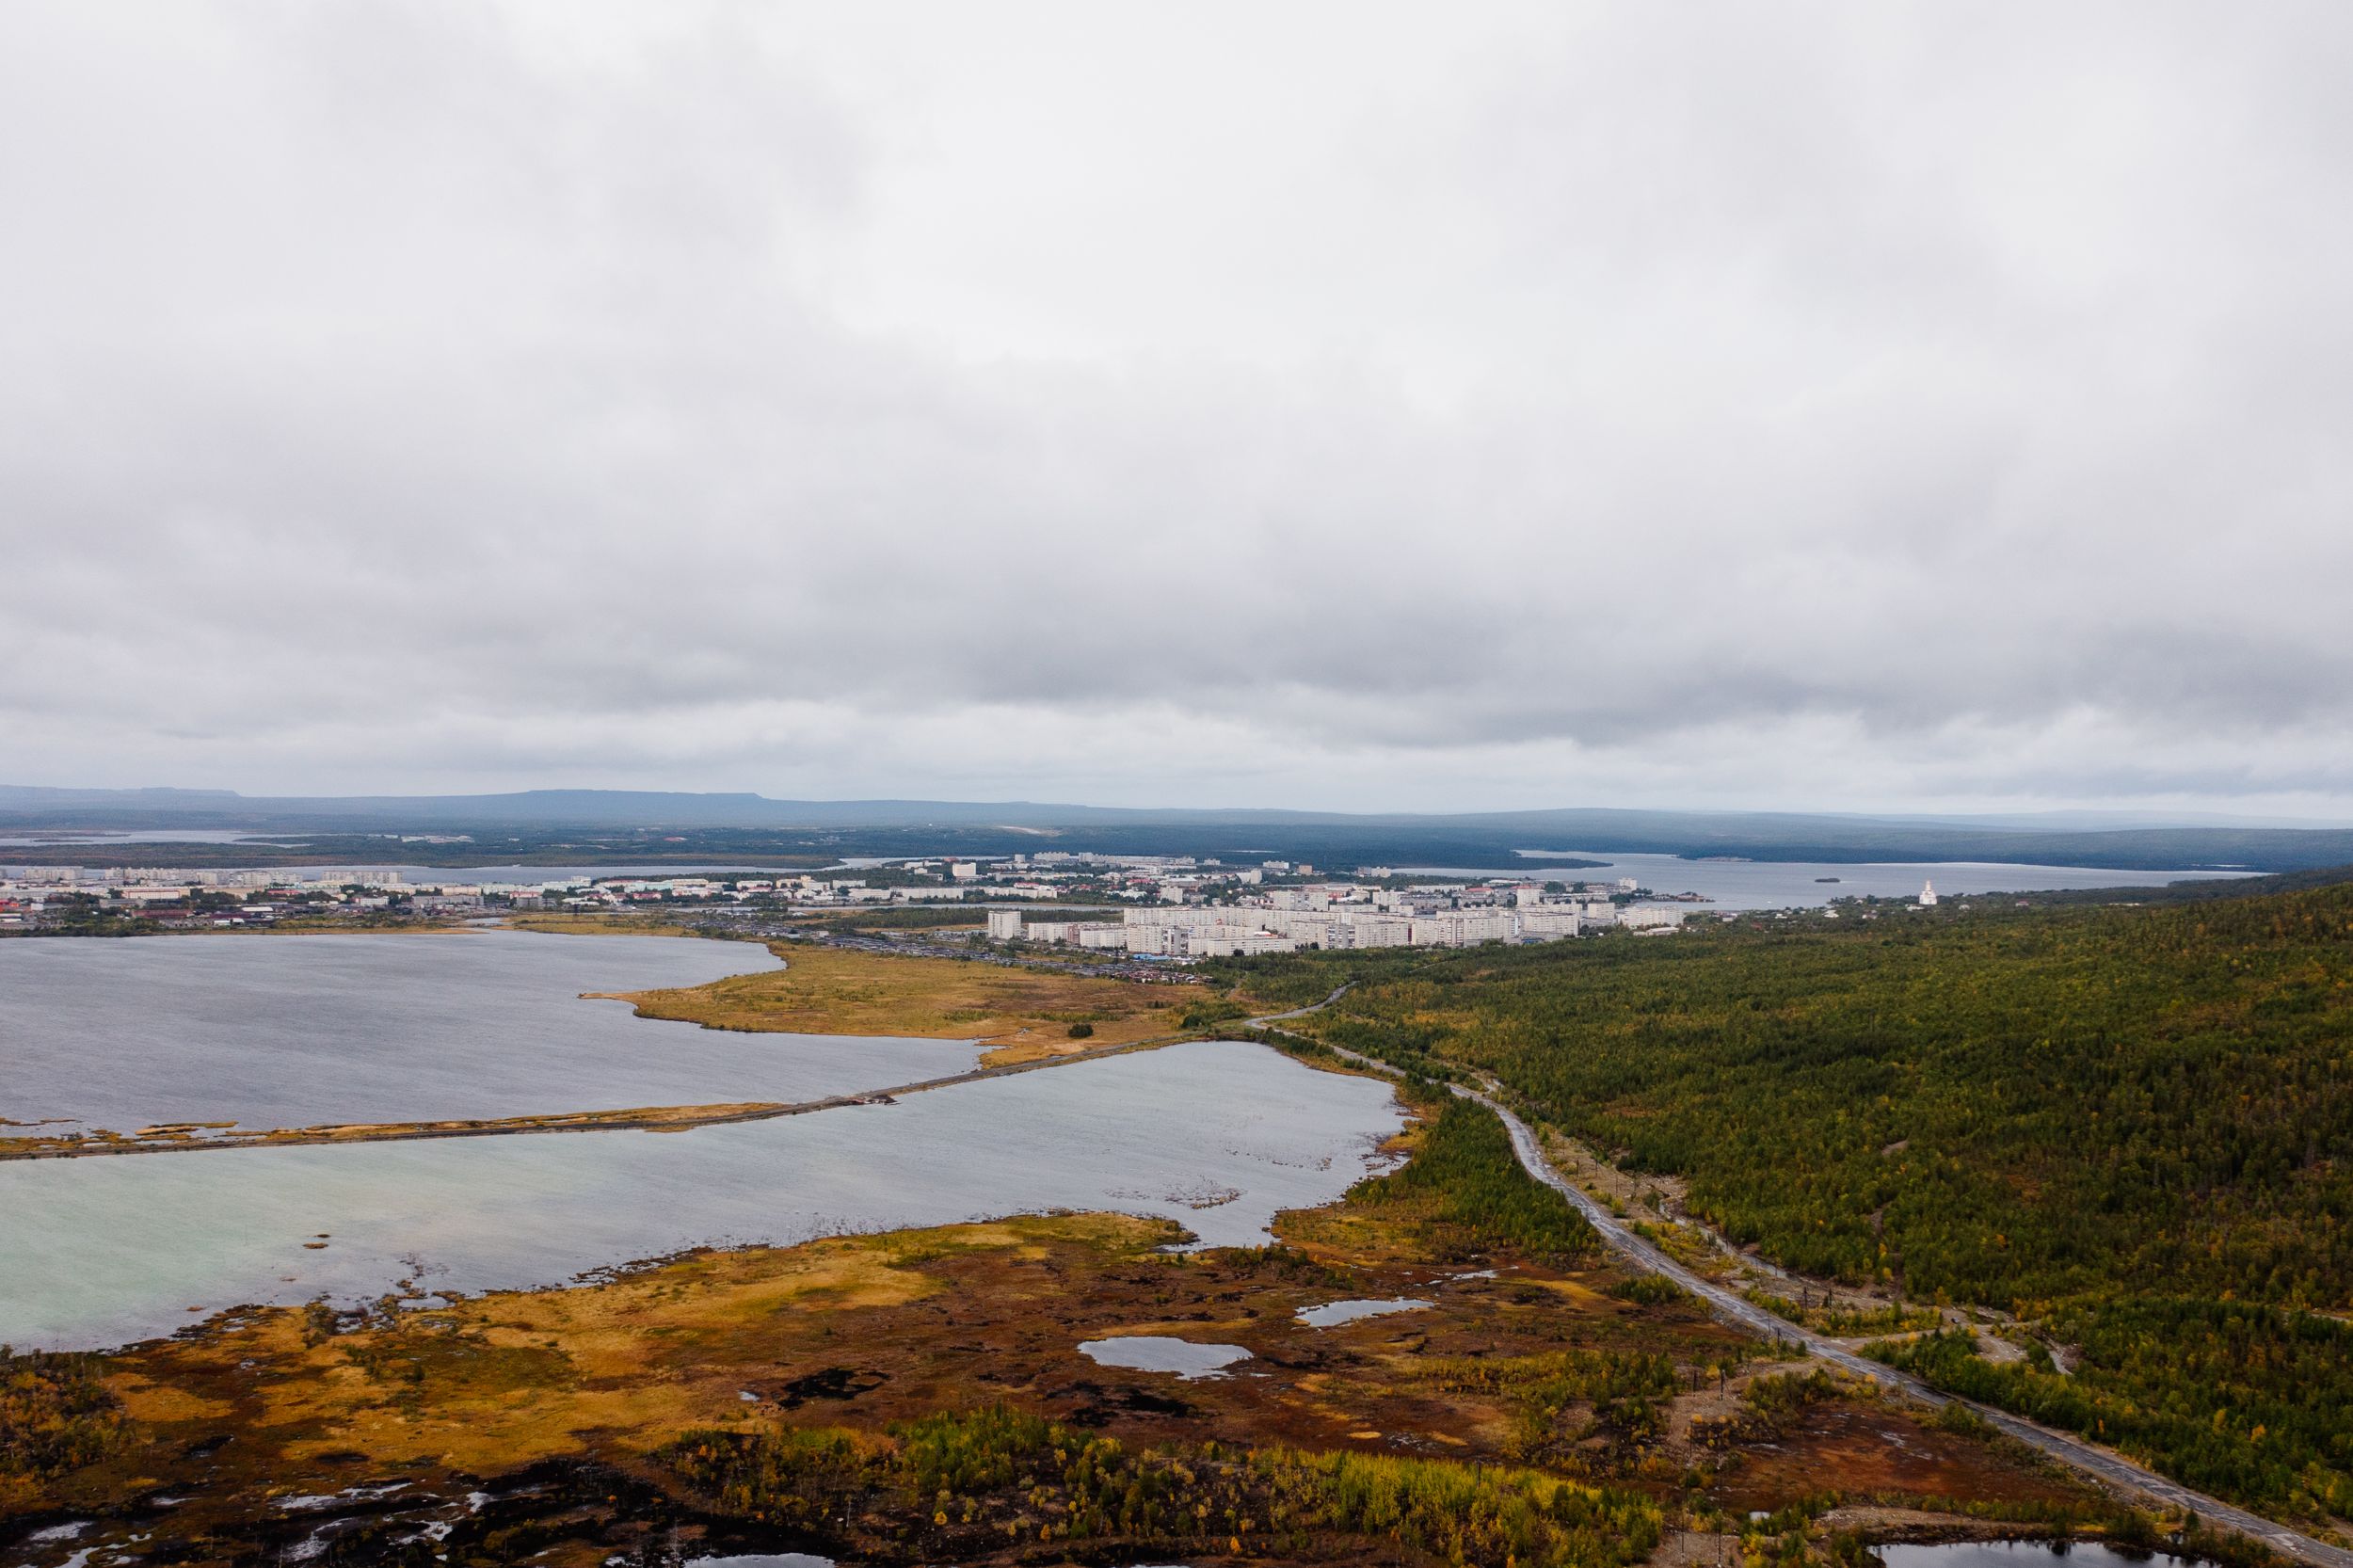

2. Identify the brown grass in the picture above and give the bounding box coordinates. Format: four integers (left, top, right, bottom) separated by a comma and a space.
611, 941, 1186, 1064
506, 912, 702, 936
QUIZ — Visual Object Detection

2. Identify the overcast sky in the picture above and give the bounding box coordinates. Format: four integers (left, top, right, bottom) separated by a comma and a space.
5, 3, 2350, 815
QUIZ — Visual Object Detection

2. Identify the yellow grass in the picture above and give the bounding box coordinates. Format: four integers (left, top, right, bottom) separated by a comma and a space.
505, 912, 700, 936
611, 941, 1186, 1064
104, 1215, 1171, 1478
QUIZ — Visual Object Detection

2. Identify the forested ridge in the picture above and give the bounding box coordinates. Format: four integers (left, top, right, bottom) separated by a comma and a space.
1235, 882, 2353, 1526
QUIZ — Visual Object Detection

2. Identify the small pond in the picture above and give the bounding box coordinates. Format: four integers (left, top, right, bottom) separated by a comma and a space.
1078, 1336, 1254, 1380
1296, 1297, 1432, 1327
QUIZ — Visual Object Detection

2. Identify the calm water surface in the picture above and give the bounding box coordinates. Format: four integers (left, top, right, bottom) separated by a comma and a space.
0, 930, 983, 1135
1401, 851, 2251, 910
1078, 1336, 1254, 1379
1880, 1545, 2208, 1568
0, 1040, 1405, 1351
1296, 1297, 1431, 1327
0, 830, 297, 846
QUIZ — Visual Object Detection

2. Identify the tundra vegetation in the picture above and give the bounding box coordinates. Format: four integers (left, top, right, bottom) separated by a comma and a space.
2, 1100, 2121, 1567
610, 938, 1186, 1064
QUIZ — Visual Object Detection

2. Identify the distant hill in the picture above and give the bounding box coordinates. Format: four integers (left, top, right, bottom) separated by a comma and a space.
4, 786, 2350, 872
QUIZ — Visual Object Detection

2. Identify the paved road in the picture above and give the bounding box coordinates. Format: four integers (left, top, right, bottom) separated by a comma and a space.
1252, 988, 2350, 1568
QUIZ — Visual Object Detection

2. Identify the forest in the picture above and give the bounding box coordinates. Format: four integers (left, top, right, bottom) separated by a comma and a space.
1232, 881, 2353, 1527
1870, 1304, 2353, 1521
1346, 1091, 1602, 1265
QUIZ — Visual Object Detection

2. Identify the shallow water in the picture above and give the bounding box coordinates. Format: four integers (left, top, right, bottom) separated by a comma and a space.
1296, 1296, 1431, 1327
1879, 1545, 2208, 1568
0, 829, 296, 846
0, 930, 982, 1135
1078, 1336, 1254, 1380
0, 1039, 1405, 1351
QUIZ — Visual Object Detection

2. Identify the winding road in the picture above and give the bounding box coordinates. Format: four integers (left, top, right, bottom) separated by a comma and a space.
1250, 986, 2353, 1568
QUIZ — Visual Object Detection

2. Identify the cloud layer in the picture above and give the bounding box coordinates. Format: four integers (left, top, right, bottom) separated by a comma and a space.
6, 2, 2350, 812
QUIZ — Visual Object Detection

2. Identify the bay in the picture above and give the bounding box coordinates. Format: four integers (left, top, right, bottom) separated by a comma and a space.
1401, 850, 2251, 910
0, 930, 979, 1136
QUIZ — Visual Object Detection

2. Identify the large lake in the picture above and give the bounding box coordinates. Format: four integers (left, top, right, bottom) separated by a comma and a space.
1401, 850, 2252, 910
0, 930, 982, 1136
0, 1040, 1405, 1351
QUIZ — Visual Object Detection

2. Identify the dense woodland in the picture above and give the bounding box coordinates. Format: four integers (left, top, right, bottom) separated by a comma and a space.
1347, 1092, 1602, 1265
1872, 1304, 2353, 1521
1232, 882, 2353, 1526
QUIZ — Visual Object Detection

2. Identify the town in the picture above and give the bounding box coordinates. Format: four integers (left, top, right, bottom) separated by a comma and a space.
983, 872, 1692, 955
0, 850, 1703, 949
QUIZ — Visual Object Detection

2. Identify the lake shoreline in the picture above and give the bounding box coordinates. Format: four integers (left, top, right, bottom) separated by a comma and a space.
0, 1030, 1192, 1161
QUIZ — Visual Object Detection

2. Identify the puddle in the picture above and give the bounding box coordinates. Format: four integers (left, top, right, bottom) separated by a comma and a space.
1297, 1297, 1432, 1328
680, 1556, 836, 1568
1078, 1336, 1253, 1380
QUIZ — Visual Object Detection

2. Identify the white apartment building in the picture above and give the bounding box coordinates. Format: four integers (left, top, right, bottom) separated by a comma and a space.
983, 888, 1686, 957
1348, 916, 1416, 947
1409, 913, 1518, 947
986, 908, 1024, 940
1185, 931, 1299, 957
1122, 923, 1184, 955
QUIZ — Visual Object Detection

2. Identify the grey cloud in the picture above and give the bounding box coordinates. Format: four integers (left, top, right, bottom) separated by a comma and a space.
3, 1, 2351, 811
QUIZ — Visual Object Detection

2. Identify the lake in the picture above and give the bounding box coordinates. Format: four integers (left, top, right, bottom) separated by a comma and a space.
0, 830, 299, 846
1400, 850, 2252, 910
0, 1039, 1406, 1351
0, 930, 984, 1136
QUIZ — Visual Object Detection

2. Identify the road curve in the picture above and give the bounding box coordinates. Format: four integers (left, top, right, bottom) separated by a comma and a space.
1250, 988, 2349, 1568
